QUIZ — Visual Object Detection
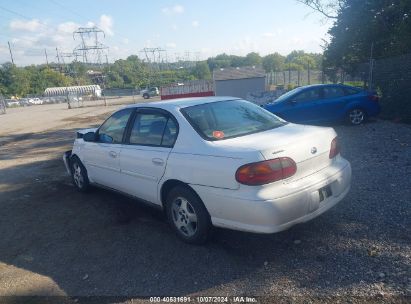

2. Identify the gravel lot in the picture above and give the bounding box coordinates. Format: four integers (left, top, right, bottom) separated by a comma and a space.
0, 103, 410, 303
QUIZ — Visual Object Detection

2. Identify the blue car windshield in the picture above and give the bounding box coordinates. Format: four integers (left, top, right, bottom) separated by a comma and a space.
273, 87, 304, 103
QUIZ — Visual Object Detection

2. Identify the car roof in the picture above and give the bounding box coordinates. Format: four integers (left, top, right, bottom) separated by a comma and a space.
125, 96, 241, 111
298, 83, 361, 89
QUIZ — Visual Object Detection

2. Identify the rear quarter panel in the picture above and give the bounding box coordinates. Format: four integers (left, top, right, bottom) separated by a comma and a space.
163, 147, 263, 190
344, 93, 381, 118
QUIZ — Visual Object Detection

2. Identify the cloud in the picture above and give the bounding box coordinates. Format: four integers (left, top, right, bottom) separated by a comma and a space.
58, 22, 80, 34
166, 42, 177, 49
99, 14, 113, 36
3, 16, 116, 65
262, 32, 274, 37
162, 4, 184, 15
10, 19, 43, 32
261, 29, 283, 38
192, 20, 199, 28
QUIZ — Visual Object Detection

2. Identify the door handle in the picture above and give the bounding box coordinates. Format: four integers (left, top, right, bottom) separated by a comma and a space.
109, 151, 117, 158
152, 158, 164, 166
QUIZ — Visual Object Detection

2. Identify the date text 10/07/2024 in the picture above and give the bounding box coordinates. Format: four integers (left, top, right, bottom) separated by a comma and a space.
149, 296, 257, 303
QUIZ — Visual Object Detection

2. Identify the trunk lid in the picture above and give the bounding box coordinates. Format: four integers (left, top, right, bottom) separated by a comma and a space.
211, 123, 336, 182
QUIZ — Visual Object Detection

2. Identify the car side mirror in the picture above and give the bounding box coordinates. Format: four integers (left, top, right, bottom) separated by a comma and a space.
83, 131, 97, 142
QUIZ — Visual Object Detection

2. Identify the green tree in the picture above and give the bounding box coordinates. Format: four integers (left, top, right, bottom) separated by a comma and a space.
244, 52, 262, 66
320, 0, 411, 71
262, 53, 285, 72
192, 61, 211, 79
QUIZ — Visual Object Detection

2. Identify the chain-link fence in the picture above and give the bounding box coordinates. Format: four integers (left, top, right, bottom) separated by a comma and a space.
66, 88, 142, 109
370, 53, 411, 122
339, 54, 411, 122
0, 95, 6, 114
266, 69, 367, 89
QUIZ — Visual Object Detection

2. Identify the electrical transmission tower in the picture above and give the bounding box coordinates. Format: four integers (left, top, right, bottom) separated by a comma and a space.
140, 47, 166, 87
73, 26, 108, 65
140, 47, 166, 69
72, 26, 109, 91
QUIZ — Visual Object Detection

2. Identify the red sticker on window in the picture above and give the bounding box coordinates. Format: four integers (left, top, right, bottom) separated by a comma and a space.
212, 130, 225, 139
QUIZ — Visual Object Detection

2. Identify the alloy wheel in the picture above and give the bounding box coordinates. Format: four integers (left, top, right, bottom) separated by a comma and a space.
72, 162, 84, 188
171, 197, 198, 237
349, 109, 364, 125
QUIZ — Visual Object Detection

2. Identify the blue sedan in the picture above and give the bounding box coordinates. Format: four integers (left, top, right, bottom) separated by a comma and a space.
264, 84, 380, 125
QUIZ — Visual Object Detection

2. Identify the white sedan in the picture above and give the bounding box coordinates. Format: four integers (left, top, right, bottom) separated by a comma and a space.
63, 97, 351, 244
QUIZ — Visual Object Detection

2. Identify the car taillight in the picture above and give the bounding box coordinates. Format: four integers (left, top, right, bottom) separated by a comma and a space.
235, 157, 297, 186
329, 137, 340, 159
368, 94, 379, 102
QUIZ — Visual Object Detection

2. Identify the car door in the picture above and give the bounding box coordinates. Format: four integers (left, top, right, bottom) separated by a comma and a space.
82, 108, 134, 189
318, 86, 350, 121
278, 87, 321, 123
119, 109, 178, 204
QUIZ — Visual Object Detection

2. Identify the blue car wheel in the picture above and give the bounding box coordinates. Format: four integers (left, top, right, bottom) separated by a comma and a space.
347, 108, 366, 125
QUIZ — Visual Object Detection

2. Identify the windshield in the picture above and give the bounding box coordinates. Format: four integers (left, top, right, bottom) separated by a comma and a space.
273, 87, 303, 103
181, 99, 286, 141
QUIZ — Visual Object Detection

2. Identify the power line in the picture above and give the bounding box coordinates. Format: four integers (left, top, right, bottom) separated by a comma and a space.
47, 0, 130, 44
47, 0, 91, 24
0, 5, 53, 32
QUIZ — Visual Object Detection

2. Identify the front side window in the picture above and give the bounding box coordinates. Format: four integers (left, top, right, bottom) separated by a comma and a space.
181, 99, 286, 141
98, 108, 133, 144
293, 88, 320, 102
129, 112, 178, 147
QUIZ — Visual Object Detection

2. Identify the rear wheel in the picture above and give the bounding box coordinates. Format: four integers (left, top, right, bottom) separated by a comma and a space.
70, 157, 90, 192
143, 93, 149, 99
347, 108, 366, 125
166, 186, 210, 244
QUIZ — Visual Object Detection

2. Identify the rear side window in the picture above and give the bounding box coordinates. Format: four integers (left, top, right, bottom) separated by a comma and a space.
181, 99, 286, 141
129, 112, 177, 147
98, 108, 133, 144
322, 87, 346, 99
344, 87, 362, 95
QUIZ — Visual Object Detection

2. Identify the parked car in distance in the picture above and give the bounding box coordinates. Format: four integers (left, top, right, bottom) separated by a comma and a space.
63, 97, 351, 244
19, 98, 31, 107
264, 84, 380, 125
28, 97, 44, 105
141, 87, 159, 99
6, 100, 20, 107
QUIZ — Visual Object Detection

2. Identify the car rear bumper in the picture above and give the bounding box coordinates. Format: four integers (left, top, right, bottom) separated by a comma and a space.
63, 150, 72, 175
191, 158, 351, 234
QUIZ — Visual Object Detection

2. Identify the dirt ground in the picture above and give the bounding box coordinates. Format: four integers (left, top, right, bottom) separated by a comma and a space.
0, 101, 410, 303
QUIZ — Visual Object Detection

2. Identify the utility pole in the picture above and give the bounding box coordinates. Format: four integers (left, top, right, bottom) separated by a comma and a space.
307, 61, 311, 85
288, 63, 291, 85
56, 47, 60, 64
7, 41, 14, 65
368, 42, 374, 91
44, 49, 49, 66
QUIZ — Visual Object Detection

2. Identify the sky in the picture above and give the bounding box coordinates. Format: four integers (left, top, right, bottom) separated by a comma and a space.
0, 0, 332, 66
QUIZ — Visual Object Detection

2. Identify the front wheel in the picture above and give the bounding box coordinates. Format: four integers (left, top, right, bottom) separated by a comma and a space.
166, 186, 211, 244
70, 157, 90, 192
143, 93, 149, 99
347, 108, 366, 125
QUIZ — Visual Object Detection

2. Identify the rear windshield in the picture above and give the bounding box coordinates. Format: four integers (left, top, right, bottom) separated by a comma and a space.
181, 99, 286, 141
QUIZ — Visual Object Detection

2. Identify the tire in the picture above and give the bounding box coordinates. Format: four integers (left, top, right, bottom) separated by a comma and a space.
347, 108, 366, 125
143, 93, 149, 99
70, 157, 90, 192
166, 186, 211, 244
